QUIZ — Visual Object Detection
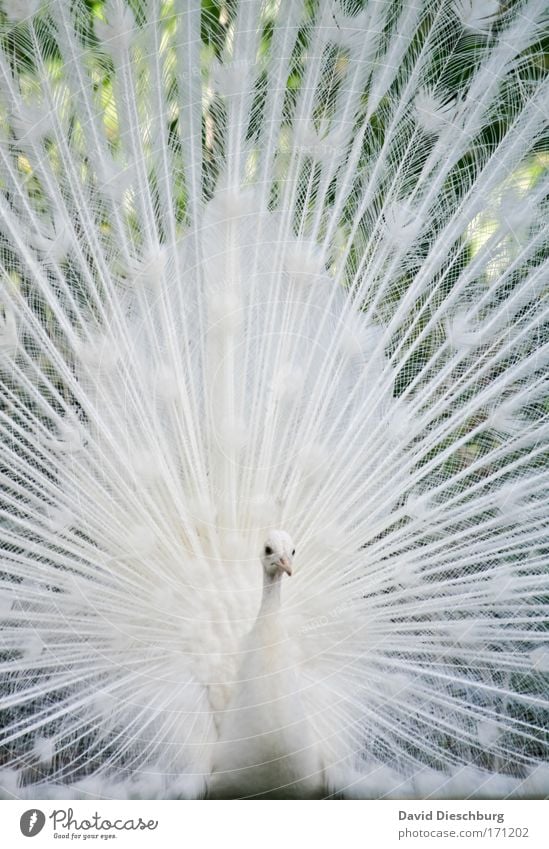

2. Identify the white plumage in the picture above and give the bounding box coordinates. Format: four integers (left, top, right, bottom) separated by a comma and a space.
0, 0, 548, 799
209, 530, 325, 799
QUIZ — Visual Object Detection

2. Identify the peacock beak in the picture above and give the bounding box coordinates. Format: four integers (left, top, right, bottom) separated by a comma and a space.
277, 556, 292, 576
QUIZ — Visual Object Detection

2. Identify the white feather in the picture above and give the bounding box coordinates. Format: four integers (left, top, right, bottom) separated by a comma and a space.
0, 0, 547, 800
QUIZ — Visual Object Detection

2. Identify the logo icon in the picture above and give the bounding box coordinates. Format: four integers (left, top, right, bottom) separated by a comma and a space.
20, 809, 46, 837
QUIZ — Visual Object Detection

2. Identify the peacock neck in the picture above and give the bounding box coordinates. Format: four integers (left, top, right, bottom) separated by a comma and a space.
259, 570, 283, 614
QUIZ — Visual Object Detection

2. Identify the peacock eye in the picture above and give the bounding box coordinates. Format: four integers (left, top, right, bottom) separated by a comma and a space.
292, 549, 296, 556
265, 546, 273, 555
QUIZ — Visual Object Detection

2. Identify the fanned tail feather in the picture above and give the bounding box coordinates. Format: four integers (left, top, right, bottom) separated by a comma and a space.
0, 0, 548, 798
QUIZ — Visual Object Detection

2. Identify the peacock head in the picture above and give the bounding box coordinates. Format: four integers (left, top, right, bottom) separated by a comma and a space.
260, 530, 295, 578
